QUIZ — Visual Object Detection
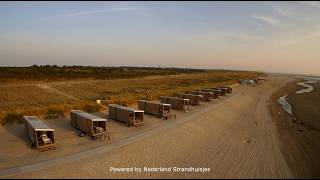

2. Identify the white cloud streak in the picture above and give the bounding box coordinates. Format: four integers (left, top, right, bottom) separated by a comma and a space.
252, 14, 280, 27
271, 5, 290, 17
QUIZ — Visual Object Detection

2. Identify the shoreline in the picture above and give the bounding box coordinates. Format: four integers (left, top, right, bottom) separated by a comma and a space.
269, 79, 320, 178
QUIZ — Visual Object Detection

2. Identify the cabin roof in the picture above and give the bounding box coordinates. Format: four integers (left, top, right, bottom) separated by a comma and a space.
138, 100, 171, 106
70, 110, 106, 121
192, 91, 213, 94
160, 96, 189, 101
23, 116, 54, 131
109, 104, 144, 113
177, 93, 202, 97
208, 89, 222, 92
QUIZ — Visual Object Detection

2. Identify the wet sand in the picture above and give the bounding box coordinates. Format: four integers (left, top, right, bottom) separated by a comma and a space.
0, 75, 298, 178
269, 79, 320, 178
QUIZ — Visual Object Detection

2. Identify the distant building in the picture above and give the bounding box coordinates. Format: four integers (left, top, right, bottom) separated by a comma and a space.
240, 79, 256, 86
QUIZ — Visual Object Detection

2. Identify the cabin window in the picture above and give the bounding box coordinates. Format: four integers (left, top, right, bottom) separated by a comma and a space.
36, 131, 54, 146
92, 121, 106, 134
135, 112, 143, 123
164, 105, 171, 112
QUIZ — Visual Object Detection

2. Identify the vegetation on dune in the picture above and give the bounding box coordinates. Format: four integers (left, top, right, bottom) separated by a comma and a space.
0, 66, 265, 125
0, 113, 24, 125
0, 102, 105, 125
0, 65, 208, 81
46, 107, 66, 119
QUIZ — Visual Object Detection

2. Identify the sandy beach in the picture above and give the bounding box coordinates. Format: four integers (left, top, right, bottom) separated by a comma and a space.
0, 74, 303, 178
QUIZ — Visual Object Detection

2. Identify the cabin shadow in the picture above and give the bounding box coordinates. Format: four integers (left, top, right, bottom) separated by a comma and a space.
46, 117, 82, 136
48, 118, 96, 141
108, 118, 132, 128
3, 123, 30, 146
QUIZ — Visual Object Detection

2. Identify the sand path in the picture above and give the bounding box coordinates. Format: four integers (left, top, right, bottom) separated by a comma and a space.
37, 84, 80, 101
1, 75, 294, 178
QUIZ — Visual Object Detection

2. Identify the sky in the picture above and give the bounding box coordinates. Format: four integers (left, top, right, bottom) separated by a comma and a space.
0, 1, 320, 76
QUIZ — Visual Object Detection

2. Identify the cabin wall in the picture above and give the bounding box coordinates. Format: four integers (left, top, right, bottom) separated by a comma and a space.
118, 109, 132, 123
24, 122, 36, 144
108, 106, 117, 120
177, 94, 200, 105
160, 97, 187, 110
138, 101, 162, 116
70, 112, 92, 135
109, 106, 131, 123
199, 92, 212, 102
190, 91, 210, 102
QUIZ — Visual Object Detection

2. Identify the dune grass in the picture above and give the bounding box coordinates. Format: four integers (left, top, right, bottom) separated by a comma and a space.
0, 68, 264, 125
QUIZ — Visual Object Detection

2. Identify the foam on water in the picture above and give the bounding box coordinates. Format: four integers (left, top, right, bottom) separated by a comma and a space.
278, 95, 293, 115
296, 80, 317, 94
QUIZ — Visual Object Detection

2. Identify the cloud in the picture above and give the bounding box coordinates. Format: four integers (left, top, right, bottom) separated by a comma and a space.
274, 24, 320, 47
208, 31, 267, 42
271, 5, 290, 17
300, 1, 320, 8
51, 7, 145, 18
176, 30, 269, 49
252, 14, 280, 27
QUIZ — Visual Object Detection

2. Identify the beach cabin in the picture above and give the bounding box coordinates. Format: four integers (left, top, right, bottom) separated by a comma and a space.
70, 110, 108, 138
159, 96, 189, 111
218, 86, 233, 94
190, 91, 213, 102
24, 116, 56, 151
138, 100, 172, 119
108, 104, 144, 127
176, 93, 202, 106
200, 89, 219, 99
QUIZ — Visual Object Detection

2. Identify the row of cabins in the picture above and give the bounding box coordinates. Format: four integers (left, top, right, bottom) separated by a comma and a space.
23, 86, 232, 150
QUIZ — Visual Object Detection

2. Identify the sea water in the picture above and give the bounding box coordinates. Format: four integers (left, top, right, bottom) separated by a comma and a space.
278, 76, 319, 116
